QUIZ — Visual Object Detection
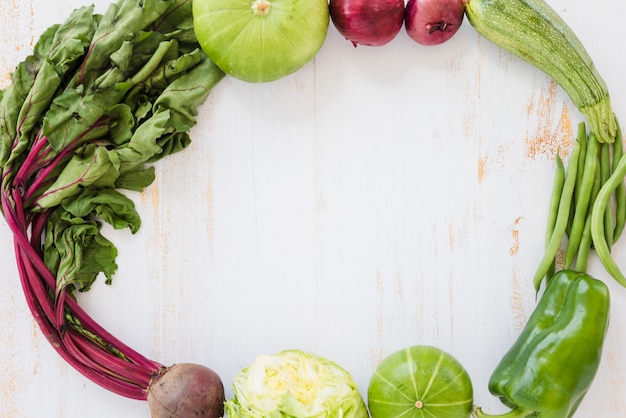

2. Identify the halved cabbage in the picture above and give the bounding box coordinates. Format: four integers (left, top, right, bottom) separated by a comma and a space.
225, 349, 369, 417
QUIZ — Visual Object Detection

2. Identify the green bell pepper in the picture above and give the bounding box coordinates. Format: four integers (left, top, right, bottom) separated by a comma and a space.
473, 270, 610, 418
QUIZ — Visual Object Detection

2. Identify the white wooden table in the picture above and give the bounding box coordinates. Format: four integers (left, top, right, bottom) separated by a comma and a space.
1, 0, 625, 416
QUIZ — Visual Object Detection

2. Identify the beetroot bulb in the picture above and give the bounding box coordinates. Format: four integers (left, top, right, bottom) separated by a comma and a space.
405, 0, 465, 46
147, 363, 225, 418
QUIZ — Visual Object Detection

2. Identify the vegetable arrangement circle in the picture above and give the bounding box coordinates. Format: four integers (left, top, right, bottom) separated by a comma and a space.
1, 0, 624, 417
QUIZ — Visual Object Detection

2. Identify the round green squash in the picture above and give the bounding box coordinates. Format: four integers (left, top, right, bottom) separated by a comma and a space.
368, 345, 474, 418
192, 0, 329, 83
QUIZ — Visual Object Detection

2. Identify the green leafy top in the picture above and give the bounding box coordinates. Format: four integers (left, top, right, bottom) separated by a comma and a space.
1, 0, 225, 295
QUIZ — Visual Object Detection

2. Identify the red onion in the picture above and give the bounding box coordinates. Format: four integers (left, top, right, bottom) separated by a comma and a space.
405, 0, 465, 46
329, 0, 405, 47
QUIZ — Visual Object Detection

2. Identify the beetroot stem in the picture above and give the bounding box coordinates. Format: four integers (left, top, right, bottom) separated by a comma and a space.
13, 129, 50, 187
3, 184, 161, 399
24, 116, 109, 203
27, 207, 163, 373
67, 326, 154, 388
55, 289, 156, 386
14, 245, 146, 398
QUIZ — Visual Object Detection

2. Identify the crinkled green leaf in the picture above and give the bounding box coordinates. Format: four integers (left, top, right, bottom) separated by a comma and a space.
43, 84, 129, 152
76, 0, 179, 88
1, 6, 97, 176
124, 32, 170, 78
151, 48, 205, 89
62, 188, 141, 233
114, 56, 224, 170
154, 0, 197, 46
115, 108, 172, 166
148, 131, 190, 163
109, 39, 136, 75
44, 208, 118, 293
0, 24, 60, 172
3, 0, 226, 297
136, 46, 204, 97
91, 66, 129, 92
43, 34, 199, 156
108, 103, 135, 145
45, 5, 96, 68
153, 57, 224, 132
2, 24, 58, 127
122, 47, 204, 120
131, 94, 153, 120
129, 40, 178, 87
115, 164, 156, 191
36, 144, 121, 209
16, 6, 96, 147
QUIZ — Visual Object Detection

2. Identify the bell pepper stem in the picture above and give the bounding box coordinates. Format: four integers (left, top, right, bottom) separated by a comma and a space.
471, 405, 536, 418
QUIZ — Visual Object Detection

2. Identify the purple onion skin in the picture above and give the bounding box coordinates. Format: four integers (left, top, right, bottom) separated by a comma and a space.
405, 0, 465, 46
330, 0, 405, 47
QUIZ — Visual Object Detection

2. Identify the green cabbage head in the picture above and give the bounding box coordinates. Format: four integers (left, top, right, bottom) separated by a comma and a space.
224, 349, 369, 418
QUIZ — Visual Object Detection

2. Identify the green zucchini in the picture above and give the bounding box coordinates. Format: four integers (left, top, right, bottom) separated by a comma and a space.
464, 0, 617, 143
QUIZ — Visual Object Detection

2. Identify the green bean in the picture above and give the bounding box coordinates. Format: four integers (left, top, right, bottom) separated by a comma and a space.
534, 142, 581, 291
575, 156, 602, 273
564, 133, 597, 269
600, 141, 612, 182
591, 152, 626, 287
613, 122, 626, 241
545, 154, 565, 248
542, 154, 566, 281
575, 213, 593, 273
573, 122, 588, 213
565, 124, 587, 238
599, 142, 615, 248
614, 184, 625, 240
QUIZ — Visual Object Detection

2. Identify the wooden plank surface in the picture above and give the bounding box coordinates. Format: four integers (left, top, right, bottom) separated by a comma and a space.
1, 0, 625, 416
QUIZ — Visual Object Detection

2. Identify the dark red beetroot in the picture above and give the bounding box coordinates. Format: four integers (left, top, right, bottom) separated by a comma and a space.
329, 0, 405, 47
147, 363, 225, 418
405, 0, 465, 46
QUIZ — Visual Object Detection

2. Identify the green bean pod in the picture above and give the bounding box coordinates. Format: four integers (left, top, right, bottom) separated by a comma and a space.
567, 124, 587, 238
576, 155, 603, 273
600, 143, 615, 248
545, 156, 565, 241
591, 152, 626, 287
612, 122, 626, 241
574, 123, 588, 202
543, 154, 566, 280
564, 133, 597, 269
534, 143, 581, 291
